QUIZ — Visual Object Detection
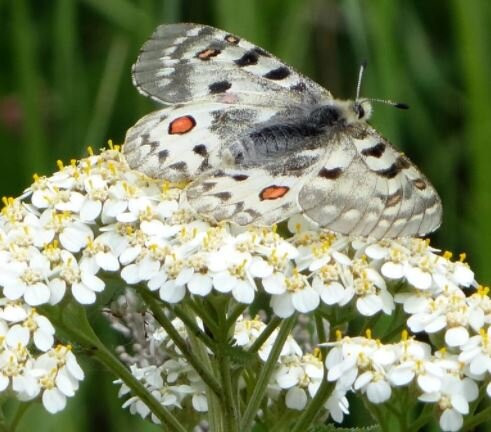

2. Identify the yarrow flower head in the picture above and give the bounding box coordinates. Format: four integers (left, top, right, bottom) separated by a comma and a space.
0, 144, 488, 432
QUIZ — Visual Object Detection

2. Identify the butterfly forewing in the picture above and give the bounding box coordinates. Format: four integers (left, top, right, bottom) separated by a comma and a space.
132, 23, 332, 106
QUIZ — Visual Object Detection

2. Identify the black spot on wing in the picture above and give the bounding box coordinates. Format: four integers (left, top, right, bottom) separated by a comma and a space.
209, 80, 232, 94
168, 161, 187, 171
290, 82, 307, 92
232, 174, 249, 181
158, 150, 169, 162
235, 50, 259, 67
361, 142, 386, 158
193, 144, 208, 157
318, 167, 343, 179
264, 66, 290, 80
376, 156, 410, 179
200, 182, 216, 192
214, 192, 232, 202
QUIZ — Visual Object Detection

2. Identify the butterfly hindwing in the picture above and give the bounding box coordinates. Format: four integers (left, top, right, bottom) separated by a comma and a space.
132, 23, 331, 106
124, 102, 281, 181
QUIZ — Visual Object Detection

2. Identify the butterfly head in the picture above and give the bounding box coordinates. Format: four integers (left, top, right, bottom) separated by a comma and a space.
352, 99, 373, 122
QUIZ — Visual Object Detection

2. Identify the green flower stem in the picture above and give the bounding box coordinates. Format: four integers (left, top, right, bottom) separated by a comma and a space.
187, 297, 220, 336
463, 405, 491, 431
183, 308, 223, 432
139, 288, 221, 397
172, 303, 217, 352
216, 301, 240, 432
41, 303, 186, 432
9, 402, 31, 432
290, 375, 333, 432
247, 316, 282, 354
225, 302, 247, 328
240, 316, 296, 432
408, 403, 434, 431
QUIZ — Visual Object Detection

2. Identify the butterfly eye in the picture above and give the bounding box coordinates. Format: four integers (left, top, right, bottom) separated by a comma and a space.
353, 102, 365, 119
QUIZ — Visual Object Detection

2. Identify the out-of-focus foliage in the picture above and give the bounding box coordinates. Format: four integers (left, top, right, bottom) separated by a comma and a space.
0, 1, 490, 430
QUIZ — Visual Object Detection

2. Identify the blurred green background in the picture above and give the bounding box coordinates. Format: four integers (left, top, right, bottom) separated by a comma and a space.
1, 0, 490, 430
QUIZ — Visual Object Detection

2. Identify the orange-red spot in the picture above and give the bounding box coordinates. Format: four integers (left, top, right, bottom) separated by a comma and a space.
259, 185, 290, 200
197, 48, 220, 60
168, 116, 196, 135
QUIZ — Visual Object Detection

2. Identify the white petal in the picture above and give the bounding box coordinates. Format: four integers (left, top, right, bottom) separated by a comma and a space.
356, 294, 383, 316
24, 282, 50, 306
48, 278, 66, 305
291, 287, 319, 313
406, 267, 432, 290
232, 280, 255, 304
445, 327, 469, 347
159, 282, 186, 303
285, 387, 307, 410
72, 282, 96, 304
188, 274, 212, 296
6, 325, 30, 347
439, 408, 463, 432
366, 380, 391, 403
79, 199, 102, 222
270, 294, 295, 318
42, 388, 67, 414
34, 329, 54, 352
381, 262, 404, 279
262, 274, 286, 295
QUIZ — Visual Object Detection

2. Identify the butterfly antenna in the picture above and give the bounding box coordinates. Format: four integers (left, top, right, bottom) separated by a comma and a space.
355, 60, 368, 100
368, 98, 409, 110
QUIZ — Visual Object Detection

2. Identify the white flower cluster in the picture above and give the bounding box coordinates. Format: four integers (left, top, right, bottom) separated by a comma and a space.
5, 147, 475, 320
1, 146, 488, 430
112, 311, 324, 420
0, 299, 83, 413
324, 330, 487, 431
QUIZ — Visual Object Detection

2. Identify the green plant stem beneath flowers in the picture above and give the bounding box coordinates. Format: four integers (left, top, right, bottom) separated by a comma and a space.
172, 303, 217, 352
291, 377, 334, 432
463, 405, 491, 431
240, 315, 297, 432
215, 300, 240, 432
247, 316, 282, 355
138, 288, 221, 397
41, 302, 186, 432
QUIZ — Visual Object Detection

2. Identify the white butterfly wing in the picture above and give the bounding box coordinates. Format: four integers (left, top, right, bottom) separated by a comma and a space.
185, 127, 442, 239
132, 23, 332, 106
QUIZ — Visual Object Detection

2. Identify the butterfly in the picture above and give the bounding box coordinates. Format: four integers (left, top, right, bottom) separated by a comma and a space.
123, 23, 442, 239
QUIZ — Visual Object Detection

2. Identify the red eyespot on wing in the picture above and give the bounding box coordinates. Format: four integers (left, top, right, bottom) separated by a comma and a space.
168, 116, 196, 135
259, 185, 290, 200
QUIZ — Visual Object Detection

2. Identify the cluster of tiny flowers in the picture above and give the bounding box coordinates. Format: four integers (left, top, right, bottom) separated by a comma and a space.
3, 147, 477, 321
324, 329, 491, 431
0, 298, 83, 413
109, 302, 323, 421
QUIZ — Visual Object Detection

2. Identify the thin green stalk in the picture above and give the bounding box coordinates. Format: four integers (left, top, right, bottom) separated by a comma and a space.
225, 302, 247, 328
181, 304, 223, 432
139, 288, 221, 397
247, 316, 281, 354
216, 302, 240, 432
463, 405, 491, 431
407, 403, 434, 431
9, 402, 31, 432
187, 298, 220, 336
173, 303, 217, 351
291, 379, 333, 432
240, 316, 296, 431
42, 303, 185, 431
